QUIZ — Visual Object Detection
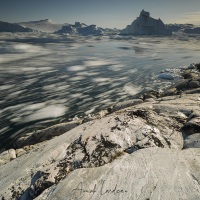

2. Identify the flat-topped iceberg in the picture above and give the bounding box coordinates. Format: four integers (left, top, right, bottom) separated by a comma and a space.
121, 10, 172, 36
19, 19, 67, 33
0, 21, 34, 32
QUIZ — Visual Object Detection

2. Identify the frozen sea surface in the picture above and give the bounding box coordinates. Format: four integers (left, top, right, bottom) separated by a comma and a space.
0, 33, 200, 149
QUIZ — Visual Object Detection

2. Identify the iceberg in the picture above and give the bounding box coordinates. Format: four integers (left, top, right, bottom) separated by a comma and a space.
19, 19, 67, 33
121, 10, 172, 36
56, 25, 77, 34
0, 21, 34, 32
78, 24, 103, 36
55, 22, 104, 36
184, 27, 200, 34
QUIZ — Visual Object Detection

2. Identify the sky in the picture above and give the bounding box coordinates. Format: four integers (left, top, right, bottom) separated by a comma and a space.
0, 0, 200, 29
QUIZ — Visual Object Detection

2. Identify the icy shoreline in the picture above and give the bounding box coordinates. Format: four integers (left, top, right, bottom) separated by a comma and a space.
0, 62, 200, 153
0, 62, 200, 199
2, 34, 200, 152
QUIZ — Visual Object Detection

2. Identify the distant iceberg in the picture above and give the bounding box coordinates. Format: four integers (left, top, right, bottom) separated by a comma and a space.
121, 10, 172, 36
19, 19, 66, 33
56, 25, 77, 34
184, 27, 200, 34
78, 25, 104, 36
0, 21, 34, 32
55, 22, 104, 36
166, 23, 194, 33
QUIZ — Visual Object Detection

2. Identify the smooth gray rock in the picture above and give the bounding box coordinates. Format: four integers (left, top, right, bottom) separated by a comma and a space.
37, 148, 200, 200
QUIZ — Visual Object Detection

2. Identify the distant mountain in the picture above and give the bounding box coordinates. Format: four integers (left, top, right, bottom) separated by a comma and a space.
0, 21, 33, 32
19, 19, 68, 33
121, 10, 172, 36
55, 22, 104, 36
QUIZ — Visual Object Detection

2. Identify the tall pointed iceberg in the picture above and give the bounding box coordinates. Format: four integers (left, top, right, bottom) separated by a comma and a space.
121, 10, 172, 36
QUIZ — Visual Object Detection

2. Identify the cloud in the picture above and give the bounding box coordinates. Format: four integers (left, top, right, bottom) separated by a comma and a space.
171, 12, 200, 25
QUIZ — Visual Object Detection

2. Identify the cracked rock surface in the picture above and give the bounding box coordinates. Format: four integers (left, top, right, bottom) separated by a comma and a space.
0, 93, 200, 199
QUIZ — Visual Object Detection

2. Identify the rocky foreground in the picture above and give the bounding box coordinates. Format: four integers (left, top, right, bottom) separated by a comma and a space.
1, 64, 200, 199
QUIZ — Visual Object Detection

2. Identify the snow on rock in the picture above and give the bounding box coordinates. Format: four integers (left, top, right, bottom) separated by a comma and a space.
121, 10, 172, 36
